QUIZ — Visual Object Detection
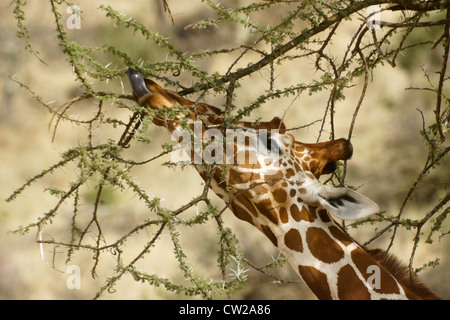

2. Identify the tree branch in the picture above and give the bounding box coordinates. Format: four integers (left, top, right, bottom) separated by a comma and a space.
389, 0, 450, 11
179, 0, 450, 96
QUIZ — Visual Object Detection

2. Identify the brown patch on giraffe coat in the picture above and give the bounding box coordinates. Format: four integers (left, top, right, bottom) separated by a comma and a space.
366, 249, 441, 300
272, 188, 287, 203
351, 248, 400, 295
236, 194, 258, 218
298, 265, 332, 300
264, 171, 284, 185
329, 226, 353, 246
212, 168, 228, 189
261, 225, 277, 247
200, 168, 224, 187
228, 169, 260, 185
309, 160, 318, 170
301, 162, 310, 171
285, 168, 295, 179
317, 209, 331, 222
284, 229, 303, 252
231, 203, 254, 226
306, 172, 315, 180
279, 207, 289, 223
289, 189, 296, 197
308, 206, 318, 219
254, 198, 279, 224
306, 227, 344, 263
337, 264, 371, 300
301, 205, 314, 222
290, 204, 301, 222
198, 170, 207, 182
251, 183, 269, 195
290, 204, 312, 222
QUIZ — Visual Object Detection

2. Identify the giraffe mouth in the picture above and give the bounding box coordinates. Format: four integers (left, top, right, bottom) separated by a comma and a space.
127, 67, 151, 98
297, 138, 353, 176
322, 161, 338, 174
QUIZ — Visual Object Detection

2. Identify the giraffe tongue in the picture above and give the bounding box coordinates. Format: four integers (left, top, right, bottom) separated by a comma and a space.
127, 67, 151, 98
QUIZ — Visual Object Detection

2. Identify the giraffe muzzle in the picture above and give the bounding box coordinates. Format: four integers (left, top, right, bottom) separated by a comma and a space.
333, 138, 353, 160
323, 138, 353, 174
127, 67, 151, 98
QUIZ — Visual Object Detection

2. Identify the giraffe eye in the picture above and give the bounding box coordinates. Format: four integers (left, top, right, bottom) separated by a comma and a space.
260, 133, 280, 156
268, 138, 280, 154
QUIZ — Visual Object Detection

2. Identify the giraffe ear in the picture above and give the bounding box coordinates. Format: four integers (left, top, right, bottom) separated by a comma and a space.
317, 187, 379, 220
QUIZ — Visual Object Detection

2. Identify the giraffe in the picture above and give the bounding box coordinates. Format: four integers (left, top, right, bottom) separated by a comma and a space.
126, 68, 441, 300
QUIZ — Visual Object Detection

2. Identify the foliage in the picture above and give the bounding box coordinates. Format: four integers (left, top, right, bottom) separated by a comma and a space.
9, 0, 449, 299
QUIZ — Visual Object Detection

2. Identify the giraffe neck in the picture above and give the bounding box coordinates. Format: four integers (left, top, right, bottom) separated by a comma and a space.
202, 170, 412, 299
202, 165, 440, 300
272, 205, 394, 299
256, 203, 438, 300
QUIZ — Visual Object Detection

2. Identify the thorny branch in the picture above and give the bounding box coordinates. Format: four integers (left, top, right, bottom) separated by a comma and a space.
9, 0, 450, 298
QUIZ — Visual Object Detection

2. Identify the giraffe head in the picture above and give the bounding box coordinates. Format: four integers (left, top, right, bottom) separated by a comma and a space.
127, 68, 379, 224
218, 128, 379, 223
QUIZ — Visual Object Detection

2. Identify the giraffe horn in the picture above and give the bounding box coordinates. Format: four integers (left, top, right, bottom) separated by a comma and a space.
127, 67, 151, 98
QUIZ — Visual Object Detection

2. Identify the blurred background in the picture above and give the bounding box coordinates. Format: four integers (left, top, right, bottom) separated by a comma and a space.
0, 0, 448, 299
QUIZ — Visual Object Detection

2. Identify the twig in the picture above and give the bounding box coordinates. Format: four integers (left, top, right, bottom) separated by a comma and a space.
434, 9, 450, 143
340, 26, 370, 186
178, 0, 393, 96
285, 119, 321, 132
380, 17, 450, 28
243, 258, 303, 285
92, 222, 167, 299
162, 0, 175, 26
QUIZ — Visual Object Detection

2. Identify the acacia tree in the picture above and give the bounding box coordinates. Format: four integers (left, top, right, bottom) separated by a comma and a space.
9, 0, 449, 299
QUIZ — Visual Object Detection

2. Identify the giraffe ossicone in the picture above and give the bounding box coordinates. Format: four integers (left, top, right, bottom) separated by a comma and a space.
126, 68, 440, 300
